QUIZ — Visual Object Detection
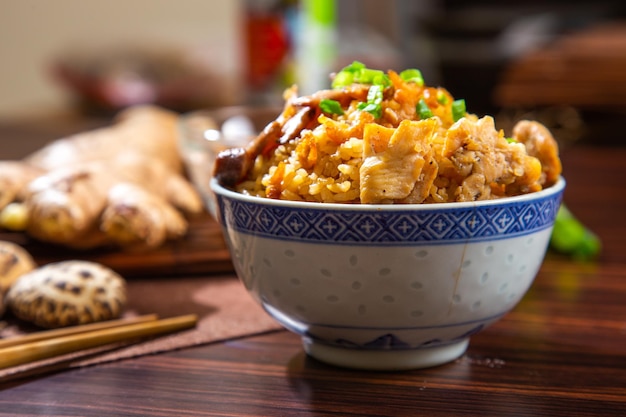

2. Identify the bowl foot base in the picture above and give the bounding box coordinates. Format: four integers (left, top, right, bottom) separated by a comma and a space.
303, 338, 469, 371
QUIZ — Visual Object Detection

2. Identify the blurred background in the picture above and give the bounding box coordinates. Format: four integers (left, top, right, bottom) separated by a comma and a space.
1, 0, 625, 144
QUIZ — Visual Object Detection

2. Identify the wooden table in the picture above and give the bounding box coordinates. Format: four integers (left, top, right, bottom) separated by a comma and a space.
1, 116, 626, 416
494, 21, 626, 110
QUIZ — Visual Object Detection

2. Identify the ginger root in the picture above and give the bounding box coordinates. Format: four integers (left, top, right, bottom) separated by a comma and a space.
101, 183, 188, 250
0, 162, 45, 210
0, 202, 29, 231
0, 105, 203, 251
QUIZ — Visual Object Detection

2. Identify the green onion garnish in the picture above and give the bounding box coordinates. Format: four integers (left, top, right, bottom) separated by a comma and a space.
332, 61, 390, 88
320, 99, 344, 115
331, 71, 353, 88
365, 84, 383, 103
452, 99, 466, 122
358, 102, 382, 119
357, 84, 383, 118
417, 99, 433, 119
332, 62, 362, 88
400, 68, 424, 86
358, 68, 385, 84
436, 90, 448, 105
371, 72, 391, 87
340, 61, 366, 73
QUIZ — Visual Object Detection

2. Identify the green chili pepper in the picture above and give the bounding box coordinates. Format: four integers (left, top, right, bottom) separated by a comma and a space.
550, 204, 601, 261
320, 99, 344, 115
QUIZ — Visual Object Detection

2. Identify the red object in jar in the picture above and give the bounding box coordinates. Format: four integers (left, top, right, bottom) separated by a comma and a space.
245, 11, 290, 90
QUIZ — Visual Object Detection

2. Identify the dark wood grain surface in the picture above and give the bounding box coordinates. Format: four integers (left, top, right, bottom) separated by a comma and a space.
494, 22, 626, 109
1, 116, 625, 416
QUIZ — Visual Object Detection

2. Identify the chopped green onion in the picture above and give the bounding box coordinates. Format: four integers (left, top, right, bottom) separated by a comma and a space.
400, 69, 424, 86
436, 90, 448, 105
371, 72, 391, 87
320, 99, 344, 115
358, 102, 382, 119
358, 68, 384, 84
332, 62, 361, 88
341, 61, 366, 73
357, 84, 384, 118
506, 137, 516, 143
331, 71, 353, 88
332, 61, 390, 88
452, 99, 466, 122
366, 84, 383, 104
417, 99, 433, 119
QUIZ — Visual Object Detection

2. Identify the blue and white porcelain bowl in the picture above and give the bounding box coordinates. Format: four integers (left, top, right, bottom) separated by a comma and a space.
212, 178, 565, 370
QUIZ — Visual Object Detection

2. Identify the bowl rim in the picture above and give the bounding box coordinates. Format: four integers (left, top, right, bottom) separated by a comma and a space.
211, 176, 566, 211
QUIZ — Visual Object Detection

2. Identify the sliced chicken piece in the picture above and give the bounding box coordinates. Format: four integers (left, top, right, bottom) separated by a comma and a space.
442, 116, 544, 201
512, 120, 562, 187
360, 119, 438, 204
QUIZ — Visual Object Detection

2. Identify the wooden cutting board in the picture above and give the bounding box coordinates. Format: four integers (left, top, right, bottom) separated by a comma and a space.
0, 212, 233, 278
0, 113, 237, 278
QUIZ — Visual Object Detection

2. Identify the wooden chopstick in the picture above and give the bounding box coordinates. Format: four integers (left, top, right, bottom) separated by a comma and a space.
0, 314, 159, 350
0, 314, 198, 370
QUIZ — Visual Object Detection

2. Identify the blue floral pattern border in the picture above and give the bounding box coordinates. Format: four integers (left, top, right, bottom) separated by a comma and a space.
217, 189, 563, 245
321, 324, 485, 351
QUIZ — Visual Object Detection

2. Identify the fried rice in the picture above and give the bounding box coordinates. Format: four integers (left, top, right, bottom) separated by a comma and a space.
222, 63, 562, 204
